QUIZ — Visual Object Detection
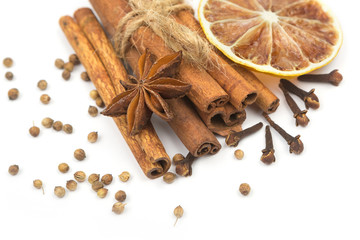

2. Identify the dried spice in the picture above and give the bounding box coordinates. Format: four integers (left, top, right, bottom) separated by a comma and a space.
92, 181, 104, 192
33, 179, 44, 194
263, 113, 304, 155
63, 124, 73, 134
37, 80, 48, 90
5, 72, 13, 80
280, 79, 319, 110
69, 54, 80, 65
8, 88, 19, 100
29, 126, 40, 137
62, 70, 71, 80
298, 70, 343, 86
64, 62, 74, 72
261, 126, 276, 165
279, 82, 309, 127
234, 149, 244, 160
58, 163, 70, 173
88, 106, 98, 117
118, 171, 130, 182
74, 171, 86, 182
163, 172, 176, 184
3, 57, 13, 67
74, 149, 86, 161
173, 205, 184, 226
95, 97, 105, 108
54, 186, 66, 198
101, 174, 113, 185
40, 94, 51, 104
226, 122, 263, 147
8, 165, 19, 176
112, 202, 126, 214
55, 58, 65, 69
239, 183, 251, 196
81, 71, 90, 81
101, 50, 191, 135
66, 180, 77, 191
87, 132, 98, 143
88, 173, 100, 184
42, 117, 54, 128
174, 152, 196, 177
97, 188, 108, 198
89, 90, 99, 100
53, 121, 63, 131
115, 190, 126, 202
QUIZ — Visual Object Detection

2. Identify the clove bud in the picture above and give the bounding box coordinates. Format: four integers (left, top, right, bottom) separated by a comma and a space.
298, 69, 343, 86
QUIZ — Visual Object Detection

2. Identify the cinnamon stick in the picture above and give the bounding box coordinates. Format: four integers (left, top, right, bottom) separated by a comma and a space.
126, 47, 221, 156
59, 15, 170, 179
196, 104, 246, 137
90, 0, 229, 113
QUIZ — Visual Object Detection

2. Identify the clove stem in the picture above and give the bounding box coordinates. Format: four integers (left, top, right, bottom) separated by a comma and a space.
298, 70, 343, 86
225, 122, 263, 147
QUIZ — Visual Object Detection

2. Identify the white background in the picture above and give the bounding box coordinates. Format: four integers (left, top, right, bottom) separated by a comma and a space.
0, 0, 359, 239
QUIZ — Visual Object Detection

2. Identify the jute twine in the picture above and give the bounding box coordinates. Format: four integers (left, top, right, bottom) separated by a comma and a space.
114, 0, 214, 68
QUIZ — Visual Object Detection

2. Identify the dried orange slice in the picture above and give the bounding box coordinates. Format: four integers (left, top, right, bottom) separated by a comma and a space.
198, 0, 343, 76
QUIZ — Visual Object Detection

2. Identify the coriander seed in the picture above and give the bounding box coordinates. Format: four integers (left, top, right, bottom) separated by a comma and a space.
37, 80, 47, 90
40, 94, 51, 104
88, 106, 98, 117
8, 165, 19, 176
3, 57, 13, 67
8, 88, 19, 100
119, 171, 130, 182
115, 190, 126, 202
172, 153, 185, 164
88, 132, 98, 143
33, 179, 44, 194
64, 62, 74, 72
42, 117, 54, 128
74, 149, 86, 161
53, 121, 63, 131
239, 183, 251, 196
54, 186, 66, 198
66, 180, 77, 191
163, 172, 176, 184
88, 173, 100, 184
92, 181, 104, 192
174, 205, 184, 226
58, 163, 70, 173
63, 124, 73, 134
97, 188, 108, 198
29, 126, 40, 137
81, 71, 90, 81
89, 90, 99, 100
55, 58, 65, 69
101, 174, 113, 185
234, 149, 244, 160
62, 70, 71, 80
112, 202, 126, 215
95, 97, 105, 108
69, 54, 80, 65
74, 171, 86, 182
5, 72, 13, 80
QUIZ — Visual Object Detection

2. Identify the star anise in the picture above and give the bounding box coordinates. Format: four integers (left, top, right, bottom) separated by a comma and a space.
101, 50, 191, 136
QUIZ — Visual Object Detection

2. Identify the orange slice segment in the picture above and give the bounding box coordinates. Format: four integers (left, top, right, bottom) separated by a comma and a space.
198, 0, 343, 76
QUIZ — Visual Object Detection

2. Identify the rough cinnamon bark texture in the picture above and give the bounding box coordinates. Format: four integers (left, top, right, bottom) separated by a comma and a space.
196, 104, 245, 137
126, 47, 221, 157
59, 15, 170, 179
89, 0, 229, 113
174, 10, 258, 110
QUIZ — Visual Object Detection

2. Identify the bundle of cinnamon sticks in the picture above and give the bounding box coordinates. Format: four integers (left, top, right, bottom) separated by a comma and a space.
59, 0, 280, 179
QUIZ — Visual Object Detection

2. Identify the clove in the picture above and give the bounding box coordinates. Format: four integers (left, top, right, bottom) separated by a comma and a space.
298, 69, 343, 86
261, 125, 275, 165
225, 122, 263, 147
279, 82, 310, 127
262, 113, 304, 155
174, 152, 196, 177
280, 79, 319, 110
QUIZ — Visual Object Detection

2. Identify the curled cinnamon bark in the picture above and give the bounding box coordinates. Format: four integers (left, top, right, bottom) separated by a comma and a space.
60, 14, 170, 179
